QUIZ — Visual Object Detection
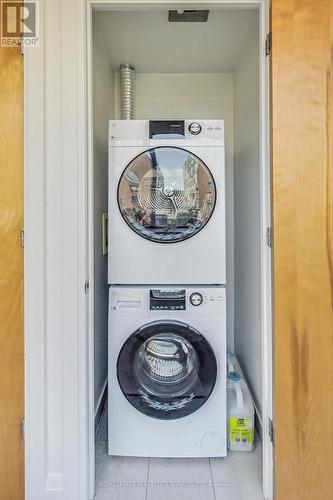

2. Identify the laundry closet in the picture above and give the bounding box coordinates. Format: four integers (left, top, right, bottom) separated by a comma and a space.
90, 6, 271, 500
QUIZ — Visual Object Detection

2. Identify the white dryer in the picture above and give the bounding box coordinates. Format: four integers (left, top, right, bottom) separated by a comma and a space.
108, 119, 226, 285
108, 285, 227, 458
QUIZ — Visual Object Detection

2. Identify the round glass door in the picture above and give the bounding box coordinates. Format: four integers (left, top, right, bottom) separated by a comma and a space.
118, 147, 216, 243
117, 320, 217, 419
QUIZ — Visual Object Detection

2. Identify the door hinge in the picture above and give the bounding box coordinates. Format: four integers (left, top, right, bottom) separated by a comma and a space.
21, 419, 25, 440
84, 280, 90, 294
20, 228, 25, 248
266, 227, 273, 248
265, 32, 271, 57
268, 418, 274, 446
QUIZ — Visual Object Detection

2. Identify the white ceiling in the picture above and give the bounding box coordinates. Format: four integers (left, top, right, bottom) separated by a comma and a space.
93, 9, 259, 73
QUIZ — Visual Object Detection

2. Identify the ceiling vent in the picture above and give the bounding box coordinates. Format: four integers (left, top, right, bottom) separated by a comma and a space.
168, 10, 209, 22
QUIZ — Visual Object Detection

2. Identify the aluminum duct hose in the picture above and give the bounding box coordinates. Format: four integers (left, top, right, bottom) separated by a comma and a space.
120, 63, 135, 120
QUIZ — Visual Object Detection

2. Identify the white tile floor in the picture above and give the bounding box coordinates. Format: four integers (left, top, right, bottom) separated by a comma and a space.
94, 407, 264, 500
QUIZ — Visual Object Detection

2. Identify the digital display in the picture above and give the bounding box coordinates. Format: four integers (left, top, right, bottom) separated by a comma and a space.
150, 289, 186, 311
149, 120, 185, 139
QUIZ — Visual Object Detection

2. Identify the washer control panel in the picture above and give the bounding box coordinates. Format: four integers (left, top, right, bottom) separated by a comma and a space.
110, 287, 226, 318
148, 288, 225, 312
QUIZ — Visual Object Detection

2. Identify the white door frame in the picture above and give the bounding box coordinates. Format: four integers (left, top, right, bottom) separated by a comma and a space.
24, 1, 272, 499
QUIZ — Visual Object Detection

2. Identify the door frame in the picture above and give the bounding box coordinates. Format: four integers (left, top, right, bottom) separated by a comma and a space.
24, 1, 272, 499
87, 1, 272, 498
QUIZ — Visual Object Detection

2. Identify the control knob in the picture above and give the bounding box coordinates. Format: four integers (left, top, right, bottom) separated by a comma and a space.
188, 122, 202, 135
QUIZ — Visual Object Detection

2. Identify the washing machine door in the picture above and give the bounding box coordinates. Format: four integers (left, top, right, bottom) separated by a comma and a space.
117, 147, 216, 243
117, 320, 217, 419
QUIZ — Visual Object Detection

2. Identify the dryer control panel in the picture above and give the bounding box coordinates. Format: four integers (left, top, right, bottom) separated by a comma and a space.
149, 119, 224, 142
109, 119, 224, 147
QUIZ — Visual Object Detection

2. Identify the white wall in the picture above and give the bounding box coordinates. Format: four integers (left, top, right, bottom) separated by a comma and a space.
92, 10, 259, 74
92, 25, 114, 412
114, 72, 232, 119
233, 26, 262, 417
114, 72, 235, 347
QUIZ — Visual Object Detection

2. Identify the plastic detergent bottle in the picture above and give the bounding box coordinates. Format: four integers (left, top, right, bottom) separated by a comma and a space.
227, 370, 254, 452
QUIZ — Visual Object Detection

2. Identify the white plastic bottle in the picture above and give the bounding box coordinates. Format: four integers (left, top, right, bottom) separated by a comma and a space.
227, 356, 255, 452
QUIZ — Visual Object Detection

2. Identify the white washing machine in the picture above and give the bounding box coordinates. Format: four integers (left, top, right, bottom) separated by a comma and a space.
108, 119, 226, 285
108, 285, 227, 458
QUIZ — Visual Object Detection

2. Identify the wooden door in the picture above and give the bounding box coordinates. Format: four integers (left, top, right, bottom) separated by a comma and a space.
0, 46, 24, 499
272, 1, 333, 499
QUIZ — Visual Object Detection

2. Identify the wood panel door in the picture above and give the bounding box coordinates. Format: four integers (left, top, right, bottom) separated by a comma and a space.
0, 46, 24, 499
272, 1, 333, 499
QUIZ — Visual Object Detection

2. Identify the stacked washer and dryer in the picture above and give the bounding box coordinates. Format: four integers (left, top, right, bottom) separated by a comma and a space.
108, 119, 227, 457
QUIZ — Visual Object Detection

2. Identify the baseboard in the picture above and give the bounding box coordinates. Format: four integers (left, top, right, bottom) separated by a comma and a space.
94, 379, 108, 434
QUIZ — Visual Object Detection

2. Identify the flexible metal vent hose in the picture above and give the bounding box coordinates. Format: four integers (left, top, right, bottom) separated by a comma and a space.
120, 63, 135, 120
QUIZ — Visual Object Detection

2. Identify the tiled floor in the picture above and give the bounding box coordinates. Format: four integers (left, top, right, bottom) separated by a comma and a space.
94, 407, 264, 500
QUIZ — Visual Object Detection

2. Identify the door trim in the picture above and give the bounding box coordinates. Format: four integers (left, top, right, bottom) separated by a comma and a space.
0, 45, 24, 500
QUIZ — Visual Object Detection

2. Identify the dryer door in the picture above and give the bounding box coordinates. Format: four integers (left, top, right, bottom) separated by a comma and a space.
117, 320, 217, 419
117, 147, 216, 243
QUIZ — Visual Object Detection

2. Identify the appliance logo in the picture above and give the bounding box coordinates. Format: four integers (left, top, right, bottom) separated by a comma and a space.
1, 1, 39, 47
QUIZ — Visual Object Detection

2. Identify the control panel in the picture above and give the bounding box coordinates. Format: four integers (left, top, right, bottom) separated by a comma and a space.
148, 288, 224, 311
109, 119, 224, 146
109, 286, 225, 318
